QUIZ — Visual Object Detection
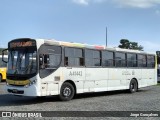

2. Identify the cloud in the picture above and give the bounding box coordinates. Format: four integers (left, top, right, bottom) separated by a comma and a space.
155, 10, 160, 15
72, 0, 106, 5
72, 0, 89, 5
72, 0, 160, 8
114, 0, 160, 8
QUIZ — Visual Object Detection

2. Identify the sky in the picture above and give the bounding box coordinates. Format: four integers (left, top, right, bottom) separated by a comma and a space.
0, 0, 160, 52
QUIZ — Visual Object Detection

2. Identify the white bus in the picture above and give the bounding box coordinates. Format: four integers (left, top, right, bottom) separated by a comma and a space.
2, 38, 157, 101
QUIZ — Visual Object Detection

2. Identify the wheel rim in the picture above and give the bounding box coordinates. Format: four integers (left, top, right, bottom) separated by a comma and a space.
63, 87, 71, 97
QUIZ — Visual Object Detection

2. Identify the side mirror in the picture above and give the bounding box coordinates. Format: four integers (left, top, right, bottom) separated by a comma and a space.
39, 55, 44, 69
39, 54, 49, 69
2, 49, 8, 63
44, 54, 49, 64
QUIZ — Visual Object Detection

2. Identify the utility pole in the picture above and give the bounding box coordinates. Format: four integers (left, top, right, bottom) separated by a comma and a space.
106, 27, 108, 47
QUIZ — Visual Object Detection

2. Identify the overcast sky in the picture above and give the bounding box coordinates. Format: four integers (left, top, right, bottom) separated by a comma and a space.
0, 0, 160, 52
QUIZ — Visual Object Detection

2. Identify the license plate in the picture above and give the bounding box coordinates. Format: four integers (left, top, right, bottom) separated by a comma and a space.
12, 89, 18, 93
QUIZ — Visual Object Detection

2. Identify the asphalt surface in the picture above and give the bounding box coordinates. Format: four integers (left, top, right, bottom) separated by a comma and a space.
0, 82, 160, 120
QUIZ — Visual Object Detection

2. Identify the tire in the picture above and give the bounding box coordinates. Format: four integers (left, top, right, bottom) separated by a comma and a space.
0, 75, 2, 82
129, 79, 138, 93
59, 82, 75, 101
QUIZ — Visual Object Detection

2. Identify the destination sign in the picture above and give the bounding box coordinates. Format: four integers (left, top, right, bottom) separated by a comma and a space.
9, 41, 36, 48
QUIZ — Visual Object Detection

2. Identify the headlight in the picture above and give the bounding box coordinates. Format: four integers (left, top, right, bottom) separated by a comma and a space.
25, 79, 37, 88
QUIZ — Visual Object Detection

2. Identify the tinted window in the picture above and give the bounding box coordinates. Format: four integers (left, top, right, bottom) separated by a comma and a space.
127, 53, 137, 67
138, 54, 147, 67
65, 48, 74, 57
65, 48, 84, 66
39, 45, 62, 78
85, 49, 101, 66
115, 52, 126, 67
147, 55, 155, 68
102, 51, 114, 67
47, 54, 61, 68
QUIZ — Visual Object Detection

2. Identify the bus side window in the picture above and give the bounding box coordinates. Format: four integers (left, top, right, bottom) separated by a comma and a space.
44, 54, 49, 66
138, 54, 147, 67
80, 58, 84, 66
39, 45, 62, 78
127, 53, 137, 67
115, 52, 126, 67
102, 51, 114, 67
147, 55, 155, 68
65, 57, 68, 66
64, 47, 84, 67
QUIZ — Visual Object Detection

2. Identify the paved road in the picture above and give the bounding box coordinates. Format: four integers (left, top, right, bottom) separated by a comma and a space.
0, 82, 160, 120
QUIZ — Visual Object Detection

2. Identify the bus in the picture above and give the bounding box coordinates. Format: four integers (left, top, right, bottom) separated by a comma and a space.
157, 65, 160, 82
2, 38, 157, 101
0, 55, 7, 82
156, 51, 160, 82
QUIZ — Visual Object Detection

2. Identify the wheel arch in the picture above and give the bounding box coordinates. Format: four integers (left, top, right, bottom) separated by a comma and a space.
63, 80, 77, 95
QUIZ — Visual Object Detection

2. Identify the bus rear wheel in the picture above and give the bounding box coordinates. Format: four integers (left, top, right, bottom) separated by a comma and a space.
129, 79, 138, 93
59, 82, 75, 101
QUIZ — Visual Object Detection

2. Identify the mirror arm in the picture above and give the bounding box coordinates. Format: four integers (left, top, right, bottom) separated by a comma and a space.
2, 49, 8, 63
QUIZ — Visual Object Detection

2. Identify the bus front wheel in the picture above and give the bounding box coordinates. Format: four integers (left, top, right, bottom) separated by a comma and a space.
59, 82, 75, 101
129, 79, 138, 93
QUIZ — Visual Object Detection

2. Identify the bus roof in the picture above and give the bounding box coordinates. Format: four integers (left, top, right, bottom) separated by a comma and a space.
37, 39, 155, 55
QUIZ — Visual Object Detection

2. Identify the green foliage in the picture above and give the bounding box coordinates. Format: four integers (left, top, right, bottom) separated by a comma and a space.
118, 39, 130, 49
118, 39, 143, 51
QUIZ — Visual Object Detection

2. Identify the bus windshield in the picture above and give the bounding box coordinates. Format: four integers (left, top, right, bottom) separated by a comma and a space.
7, 48, 37, 75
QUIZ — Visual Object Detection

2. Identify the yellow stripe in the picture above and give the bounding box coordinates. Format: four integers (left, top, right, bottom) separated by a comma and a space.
6, 79, 30, 86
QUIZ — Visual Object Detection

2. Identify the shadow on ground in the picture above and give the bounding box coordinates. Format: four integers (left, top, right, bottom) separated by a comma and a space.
0, 89, 146, 107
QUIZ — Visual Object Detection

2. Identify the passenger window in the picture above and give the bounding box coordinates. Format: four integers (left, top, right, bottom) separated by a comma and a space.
147, 55, 155, 68
115, 52, 126, 67
65, 48, 84, 66
138, 54, 147, 67
127, 53, 137, 67
102, 51, 114, 67
85, 49, 101, 66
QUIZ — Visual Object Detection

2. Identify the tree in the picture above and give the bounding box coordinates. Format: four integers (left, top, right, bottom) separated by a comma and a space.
118, 39, 130, 49
118, 39, 143, 51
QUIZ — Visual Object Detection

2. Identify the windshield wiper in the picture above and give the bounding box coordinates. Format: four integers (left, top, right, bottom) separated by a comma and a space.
14, 49, 27, 75
24, 63, 33, 74
24, 53, 34, 74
